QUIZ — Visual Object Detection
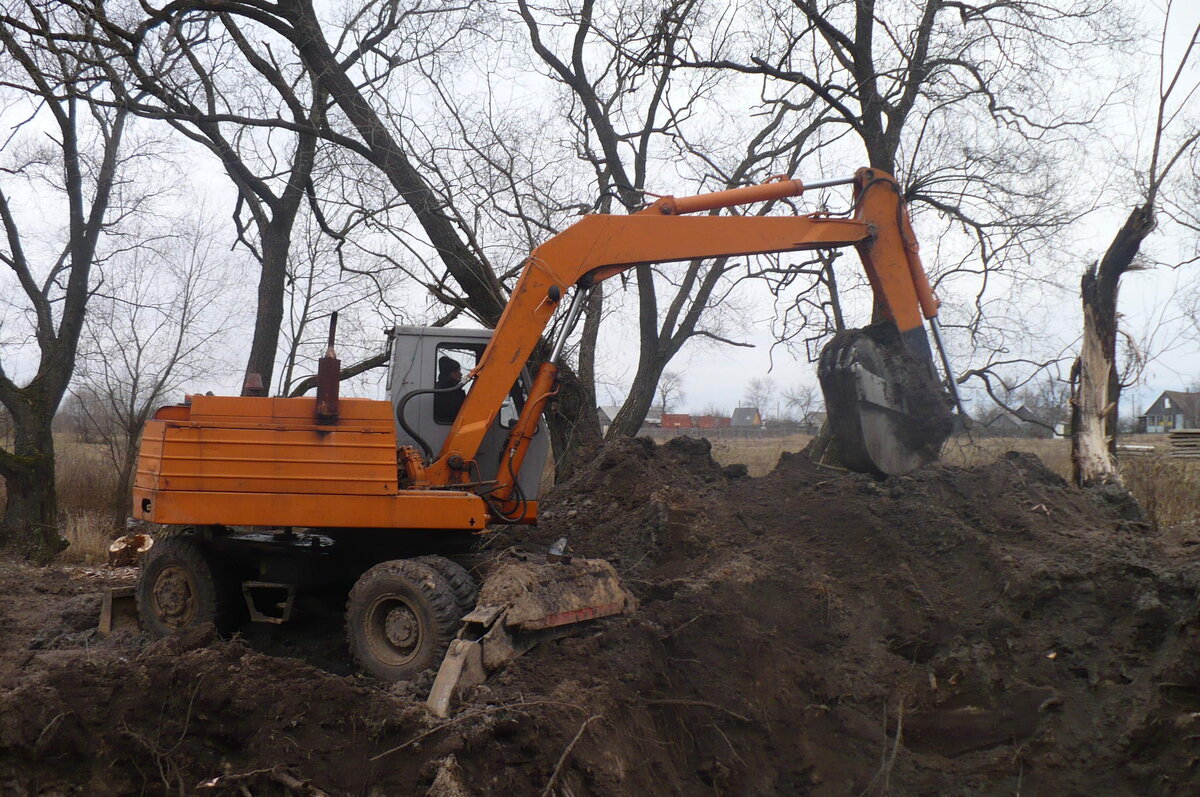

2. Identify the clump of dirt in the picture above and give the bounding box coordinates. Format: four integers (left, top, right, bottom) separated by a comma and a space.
0, 626, 435, 794
4, 437, 1200, 795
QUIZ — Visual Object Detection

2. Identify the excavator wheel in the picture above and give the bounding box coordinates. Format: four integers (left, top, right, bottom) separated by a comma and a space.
818, 323, 953, 477
346, 559, 461, 681
136, 533, 242, 636
414, 555, 478, 616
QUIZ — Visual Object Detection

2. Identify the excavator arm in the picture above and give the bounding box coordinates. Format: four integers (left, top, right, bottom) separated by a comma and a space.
414, 168, 956, 499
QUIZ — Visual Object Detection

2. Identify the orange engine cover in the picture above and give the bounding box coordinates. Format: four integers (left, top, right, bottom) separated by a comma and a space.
132, 395, 496, 531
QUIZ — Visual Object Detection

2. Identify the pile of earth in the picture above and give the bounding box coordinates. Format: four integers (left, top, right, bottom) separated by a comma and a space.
3, 437, 1200, 795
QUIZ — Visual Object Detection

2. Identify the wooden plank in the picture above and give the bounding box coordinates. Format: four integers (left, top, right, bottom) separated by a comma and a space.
99, 586, 136, 635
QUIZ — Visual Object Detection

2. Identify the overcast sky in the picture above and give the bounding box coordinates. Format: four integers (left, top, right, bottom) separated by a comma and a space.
1, 0, 1196, 423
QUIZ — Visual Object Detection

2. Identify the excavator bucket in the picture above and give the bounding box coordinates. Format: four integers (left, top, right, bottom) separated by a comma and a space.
428, 554, 633, 716
818, 323, 954, 476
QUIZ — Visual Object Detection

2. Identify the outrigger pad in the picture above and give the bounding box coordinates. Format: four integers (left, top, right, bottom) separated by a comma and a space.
818, 323, 953, 477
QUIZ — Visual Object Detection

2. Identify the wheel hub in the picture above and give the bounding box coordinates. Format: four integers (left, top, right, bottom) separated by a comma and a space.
152, 565, 196, 627
365, 594, 425, 666
384, 605, 418, 649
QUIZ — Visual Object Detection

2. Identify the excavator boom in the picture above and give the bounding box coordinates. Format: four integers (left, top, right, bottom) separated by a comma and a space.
429, 168, 954, 493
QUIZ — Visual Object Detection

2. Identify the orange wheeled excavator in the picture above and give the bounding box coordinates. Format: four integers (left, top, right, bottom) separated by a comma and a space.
130, 168, 957, 680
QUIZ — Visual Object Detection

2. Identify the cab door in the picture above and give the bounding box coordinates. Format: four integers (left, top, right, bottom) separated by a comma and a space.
388, 326, 549, 498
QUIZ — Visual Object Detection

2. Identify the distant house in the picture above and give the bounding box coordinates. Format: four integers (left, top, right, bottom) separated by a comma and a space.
694, 415, 731, 429
597, 405, 622, 434
731, 407, 762, 428
598, 405, 665, 434
981, 411, 1023, 436
978, 405, 1059, 438
1143, 390, 1200, 432
1013, 405, 1058, 437
660, 413, 693, 429
801, 410, 826, 434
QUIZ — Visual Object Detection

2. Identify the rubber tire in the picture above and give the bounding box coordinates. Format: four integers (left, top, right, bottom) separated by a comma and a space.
136, 534, 240, 637
345, 560, 461, 681
414, 555, 478, 616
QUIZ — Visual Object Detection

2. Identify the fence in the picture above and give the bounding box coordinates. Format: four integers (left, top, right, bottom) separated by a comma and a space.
636, 425, 817, 441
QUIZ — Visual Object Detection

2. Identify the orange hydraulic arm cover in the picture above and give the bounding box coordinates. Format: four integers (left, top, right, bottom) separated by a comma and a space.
428, 168, 938, 491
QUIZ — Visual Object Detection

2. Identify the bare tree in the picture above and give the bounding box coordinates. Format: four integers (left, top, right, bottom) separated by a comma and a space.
1072, 1, 1200, 484
656, 371, 685, 415
744, 378, 776, 417
0, 5, 136, 559
50, 4, 329, 392
276, 210, 404, 397
783, 382, 822, 425
516, 0, 830, 440
691, 0, 1128, 383
72, 214, 232, 528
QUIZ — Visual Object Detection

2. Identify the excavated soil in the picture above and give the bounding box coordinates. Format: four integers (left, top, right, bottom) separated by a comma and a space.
4, 437, 1200, 795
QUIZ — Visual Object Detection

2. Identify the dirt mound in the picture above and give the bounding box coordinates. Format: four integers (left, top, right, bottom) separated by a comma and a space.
4, 438, 1200, 795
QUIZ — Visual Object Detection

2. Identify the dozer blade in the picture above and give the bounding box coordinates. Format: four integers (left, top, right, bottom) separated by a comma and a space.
818, 323, 953, 476
474, 556, 632, 633
427, 555, 634, 716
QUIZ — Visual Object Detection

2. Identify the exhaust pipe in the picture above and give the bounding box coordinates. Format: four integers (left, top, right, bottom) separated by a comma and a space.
316, 311, 340, 425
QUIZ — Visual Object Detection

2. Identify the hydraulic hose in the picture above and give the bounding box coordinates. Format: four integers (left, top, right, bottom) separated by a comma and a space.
395, 382, 467, 462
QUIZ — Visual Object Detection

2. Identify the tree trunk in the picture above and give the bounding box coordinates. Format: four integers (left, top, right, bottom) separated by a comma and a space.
1071, 299, 1118, 485
281, 0, 507, 326
577, 285, 603, 418
545, 363, 603, 480
1, 413, 66, 562
244, 222, 291, 391
543, 284, 606, 480
607, 355, 664, 439
1071, 203, 1155, 485
110, 440, 138, 532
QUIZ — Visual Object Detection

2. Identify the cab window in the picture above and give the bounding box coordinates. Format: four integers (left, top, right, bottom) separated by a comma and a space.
433, 344, 482, 424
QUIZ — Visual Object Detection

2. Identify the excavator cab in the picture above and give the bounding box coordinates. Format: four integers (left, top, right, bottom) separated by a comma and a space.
387, 326, 550, 498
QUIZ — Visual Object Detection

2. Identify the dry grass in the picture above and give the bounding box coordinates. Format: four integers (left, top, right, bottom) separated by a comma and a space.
55, 439, 119, 517
708, 433, 813, 477
1120, 456, 1200, 530
941, 435, 1074, 478
60, 511, 113, 563
56, 440, 121, 561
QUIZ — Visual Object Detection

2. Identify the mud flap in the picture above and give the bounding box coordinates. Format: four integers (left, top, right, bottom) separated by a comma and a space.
427, 556, 633, 717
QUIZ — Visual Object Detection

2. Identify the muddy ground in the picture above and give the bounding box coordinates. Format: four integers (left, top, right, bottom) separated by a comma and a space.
3, 438, 1200, 795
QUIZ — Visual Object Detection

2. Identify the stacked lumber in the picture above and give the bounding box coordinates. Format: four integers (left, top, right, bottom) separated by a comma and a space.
1168, 429, 1200, 458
